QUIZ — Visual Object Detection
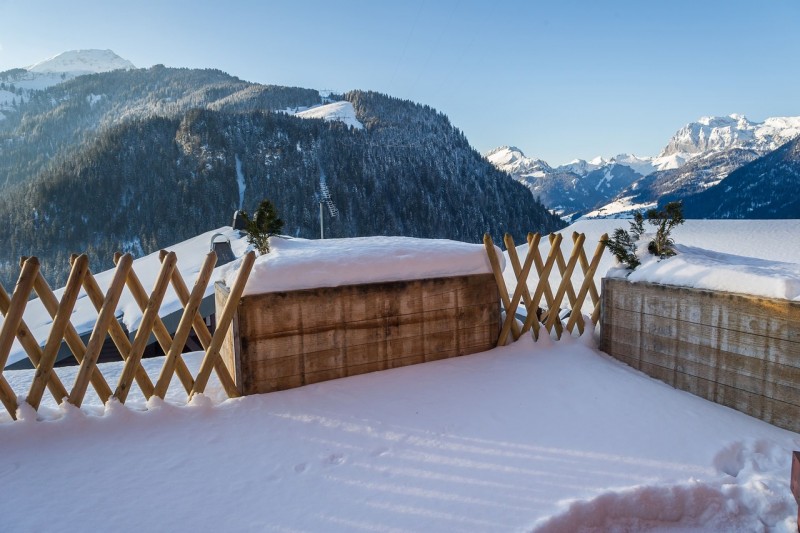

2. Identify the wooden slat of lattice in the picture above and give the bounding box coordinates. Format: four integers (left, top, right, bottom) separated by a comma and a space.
66, 255, 132, 407
0, 258, 40, 418
482, 234, 521, 345
498, 234, 538, 346
191, 251, 255, 396
113, 253, 176, 403
544, 234, 585, 336
566, 234, 607, 334
28, 256, 91, 409
114, 253, 195, 395
521, 233, 562, 339
161, 251, 239, 398
76, 254, 155, 399
0, 283, 68, 402
153, 251, 216, 398
28, 260, 113, 402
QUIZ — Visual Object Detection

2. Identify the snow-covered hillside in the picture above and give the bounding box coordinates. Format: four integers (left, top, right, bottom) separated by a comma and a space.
294, 100, 364, 130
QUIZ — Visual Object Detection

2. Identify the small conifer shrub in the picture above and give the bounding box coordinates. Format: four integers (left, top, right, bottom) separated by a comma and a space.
604, 201, 684, 270
240, 199, 284, 254
645, 201, 685, 258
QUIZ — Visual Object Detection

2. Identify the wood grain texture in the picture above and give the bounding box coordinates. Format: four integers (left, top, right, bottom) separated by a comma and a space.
217, 274, 499, 395
601, 278, 800, 432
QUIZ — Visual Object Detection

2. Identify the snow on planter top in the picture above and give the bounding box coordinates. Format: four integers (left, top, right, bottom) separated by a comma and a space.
607, 244, 800, 301
229, 236, 501, 296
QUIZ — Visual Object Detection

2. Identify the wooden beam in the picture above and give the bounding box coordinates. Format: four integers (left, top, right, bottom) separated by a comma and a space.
76, 255, 155, 399
159, 250, 239, 398
0, 282, 68, 403
0, 257, 40, 418
26, 258, 113, 402
482, 234, 520, 344
28, 256, 90, 410
113, 253, 176, 403
191, 251, 255, 396
153, 252, 216, 398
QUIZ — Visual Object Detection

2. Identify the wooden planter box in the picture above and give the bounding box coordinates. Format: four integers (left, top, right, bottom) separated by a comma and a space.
216, 274, 499, 395
601, 277, 800, 432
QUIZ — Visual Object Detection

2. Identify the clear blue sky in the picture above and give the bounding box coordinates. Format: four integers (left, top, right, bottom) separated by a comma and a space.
1, 0, 798, 164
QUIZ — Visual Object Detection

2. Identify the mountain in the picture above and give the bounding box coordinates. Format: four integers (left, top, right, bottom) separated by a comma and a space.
486, 147, 648, 221
0, 54, 563, 288
489, 114, 800, 220
660, 114, 800, 159
682, 137, 800, 218
27, 49, 136, 74
0, 60, 322, 189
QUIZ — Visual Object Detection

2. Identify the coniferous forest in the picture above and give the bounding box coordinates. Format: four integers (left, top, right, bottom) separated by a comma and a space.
0, 67, 564, 288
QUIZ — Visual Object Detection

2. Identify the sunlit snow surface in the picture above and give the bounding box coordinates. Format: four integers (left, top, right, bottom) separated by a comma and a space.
294, 101, 364, 130
2, 336, 797, 531
233, 235, 498, 295
504, 219, 800, 315
2, 220, 800, 531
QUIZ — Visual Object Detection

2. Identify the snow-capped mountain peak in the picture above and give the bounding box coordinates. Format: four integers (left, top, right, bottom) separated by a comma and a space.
659, 114, 800, 158
485, 146, 552, 178
27, 49, 135, 75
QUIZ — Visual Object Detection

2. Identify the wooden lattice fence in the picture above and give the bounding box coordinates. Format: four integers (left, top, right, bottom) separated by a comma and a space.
0, 250, 255, 420
484, 231, 608, 344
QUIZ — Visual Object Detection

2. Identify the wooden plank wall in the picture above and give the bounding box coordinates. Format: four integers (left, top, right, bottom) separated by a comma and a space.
601, 278, 800, 432
217, 274, 499, 395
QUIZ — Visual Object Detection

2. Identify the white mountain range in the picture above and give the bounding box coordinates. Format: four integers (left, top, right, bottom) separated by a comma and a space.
487, 114, 800, 219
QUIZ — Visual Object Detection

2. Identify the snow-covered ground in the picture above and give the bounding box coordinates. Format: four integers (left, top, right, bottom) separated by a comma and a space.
2, 220, 800, 531
1, 334, 797, 531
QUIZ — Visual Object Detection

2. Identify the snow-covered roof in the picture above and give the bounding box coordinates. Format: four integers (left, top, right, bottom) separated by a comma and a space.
0, 227, 249, 368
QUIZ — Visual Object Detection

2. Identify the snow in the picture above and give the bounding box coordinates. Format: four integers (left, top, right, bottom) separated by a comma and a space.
27, 49, 135, 74
235, 154, 246, 210
503, 219, 800, 315
2, 221, 800, 530
2, 334, 798, 531
294, 101, 364, 130
582, 195, 658, 219
660, 114, 800, 159
231, 236, 500, 295
0, 227, 250, 368
586, 219, 800, 300
610, 244, 800, 301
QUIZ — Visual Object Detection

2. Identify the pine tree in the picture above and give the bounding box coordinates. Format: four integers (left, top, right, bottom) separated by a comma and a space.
241, 199, 284, 254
